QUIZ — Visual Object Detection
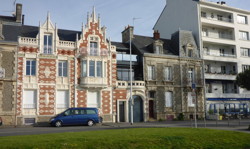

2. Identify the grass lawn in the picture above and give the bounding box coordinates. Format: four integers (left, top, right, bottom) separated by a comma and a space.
0, 128, 250, 149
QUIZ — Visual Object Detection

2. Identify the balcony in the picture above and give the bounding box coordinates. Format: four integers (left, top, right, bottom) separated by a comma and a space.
58, 40, 75, 48
79, 47, 109, 57
80, 77, 108, 88
205, 72, 236, 80
117, 54, 137, 62
117, 81, 145, 89
19, 37, 38, 46
206, 93, 250, 99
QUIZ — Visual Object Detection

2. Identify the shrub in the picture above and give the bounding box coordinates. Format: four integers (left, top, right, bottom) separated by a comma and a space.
177, 113, 184, 121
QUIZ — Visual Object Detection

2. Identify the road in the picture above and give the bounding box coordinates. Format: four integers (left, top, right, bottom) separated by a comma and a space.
0, 120, 249, 137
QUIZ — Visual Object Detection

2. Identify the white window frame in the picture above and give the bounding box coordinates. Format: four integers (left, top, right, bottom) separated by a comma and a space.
188, 92, 195, 107
164, 66, 172, 81
241, 48, 250, 57
23, 90, 37, 109
56, 90, 69, 109
239, 31, 249, 40
26, 59, 36, 76
44, 34, 53, 54
237, 15, 247, 24
87, 91, 100, 108
58, 61, 68, 77
148, 65, 155, 80
165, 91, 173, 107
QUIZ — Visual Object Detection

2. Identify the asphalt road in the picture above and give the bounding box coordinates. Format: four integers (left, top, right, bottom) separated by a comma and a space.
0, 120, 249, 137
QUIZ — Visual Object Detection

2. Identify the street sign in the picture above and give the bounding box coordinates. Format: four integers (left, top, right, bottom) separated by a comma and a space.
0, 68, 5, 78
192, 83, 196, 89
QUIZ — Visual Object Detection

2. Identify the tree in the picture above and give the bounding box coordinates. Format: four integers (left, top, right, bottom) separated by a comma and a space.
236, 69, 250, 90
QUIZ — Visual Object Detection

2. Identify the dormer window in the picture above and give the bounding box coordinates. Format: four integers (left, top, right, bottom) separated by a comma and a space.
156, 45, 161, 54
154, 40, 163, 54
90, 42, 98, 56
44, 34, 52, 54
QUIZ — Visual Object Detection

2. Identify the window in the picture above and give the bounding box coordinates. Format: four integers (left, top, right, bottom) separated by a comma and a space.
188, 92, 195, 107
149, 91, 156, 98
97, 61, 102, 77
242, 65, 250, 72
217, 15, 223, 21
155, 45, 161, 54
90, 42, 98, 56
117, 68, 134, 81
164, 66, 172, 81
188, 68, 194, 84
241, 48, 250, 57
44, 34, 52, 54
202, 28, 208, 37
82, 60, 87, 77
89, 61, 95, 77
221, 66, 226, 74
239, 31, 249, 40
165, 92, 173, 107
26, 59, 36, 76
188, 49, 192, 57
148, 66, 155, 80
58, 61, 67, 77
201, 12, 206, 18
82, 60, 105, 78
237, 15, 247, 24
87, 91, 100, 108
220, 49, 224, 56
56, 90, 69, 108
23, 90, 36, 109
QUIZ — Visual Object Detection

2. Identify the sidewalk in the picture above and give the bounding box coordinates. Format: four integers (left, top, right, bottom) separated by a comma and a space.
102, 120, 250, 133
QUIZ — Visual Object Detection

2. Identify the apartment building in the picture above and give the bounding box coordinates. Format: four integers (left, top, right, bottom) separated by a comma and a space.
154, 0, 250, 116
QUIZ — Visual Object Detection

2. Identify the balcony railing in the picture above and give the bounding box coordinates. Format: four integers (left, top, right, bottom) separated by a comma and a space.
117, 54, 137, 62
79, 47, 109, 56
19, 37, 38, 45
58, 40, 75, 48
117, 81, 145, 89
201, 15, 233, 23
203, 32, 234, 40
204, 51, 236, 58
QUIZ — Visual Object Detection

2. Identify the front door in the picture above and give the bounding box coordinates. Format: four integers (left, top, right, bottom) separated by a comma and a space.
133, 96, 143, 122
149, 100, 154, 119
119, 101, 125, 122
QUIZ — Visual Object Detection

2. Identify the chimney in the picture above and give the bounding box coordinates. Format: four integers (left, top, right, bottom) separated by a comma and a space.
122, 25, 134, 43
0, 22, 4, 40
153, 30, 160, 40
221, 1, 226, 5
15, 3, 22, 23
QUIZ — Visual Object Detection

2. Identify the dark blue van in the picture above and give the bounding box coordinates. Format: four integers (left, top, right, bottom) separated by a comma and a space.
50, 107, 100, 127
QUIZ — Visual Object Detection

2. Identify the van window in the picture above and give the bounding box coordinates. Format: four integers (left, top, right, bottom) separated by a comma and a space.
74, 109, 81, 115
86, 109, 96, 114
64, 110, 73, 116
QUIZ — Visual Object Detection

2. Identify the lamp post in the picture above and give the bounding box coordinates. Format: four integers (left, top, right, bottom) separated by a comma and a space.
129, 25, 133, 125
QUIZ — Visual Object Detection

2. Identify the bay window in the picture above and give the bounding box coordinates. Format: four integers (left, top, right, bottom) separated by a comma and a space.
81, 60, 105, 77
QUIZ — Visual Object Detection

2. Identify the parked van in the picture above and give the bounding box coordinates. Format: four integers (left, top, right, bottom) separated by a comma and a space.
50, 108, 100, 127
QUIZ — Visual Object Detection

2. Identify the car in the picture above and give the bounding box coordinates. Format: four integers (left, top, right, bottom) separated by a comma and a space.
49, 107, 101, 127
0, 117, 2, 126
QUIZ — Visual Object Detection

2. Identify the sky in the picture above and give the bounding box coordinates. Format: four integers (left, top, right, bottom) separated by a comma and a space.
1, 0, 250, 42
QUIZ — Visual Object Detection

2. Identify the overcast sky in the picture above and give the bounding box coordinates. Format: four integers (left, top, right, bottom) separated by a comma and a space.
1, 0, 250, 42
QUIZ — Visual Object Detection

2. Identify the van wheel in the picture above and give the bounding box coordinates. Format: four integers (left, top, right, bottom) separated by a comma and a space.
87, 120, 94, 126
55, 121, 62, 127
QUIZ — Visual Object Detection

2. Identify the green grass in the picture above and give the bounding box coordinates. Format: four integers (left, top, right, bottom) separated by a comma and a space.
0, 128, 250, 149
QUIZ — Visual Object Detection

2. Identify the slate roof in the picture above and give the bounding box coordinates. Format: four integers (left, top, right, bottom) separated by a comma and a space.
2, 24, 81, 42
0, 15, 16, 22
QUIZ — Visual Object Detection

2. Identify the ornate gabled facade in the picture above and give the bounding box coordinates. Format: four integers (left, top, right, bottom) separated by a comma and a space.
15, 8, 117, 125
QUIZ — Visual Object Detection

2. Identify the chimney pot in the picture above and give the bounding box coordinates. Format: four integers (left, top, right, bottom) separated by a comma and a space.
153, 30, 160, 40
